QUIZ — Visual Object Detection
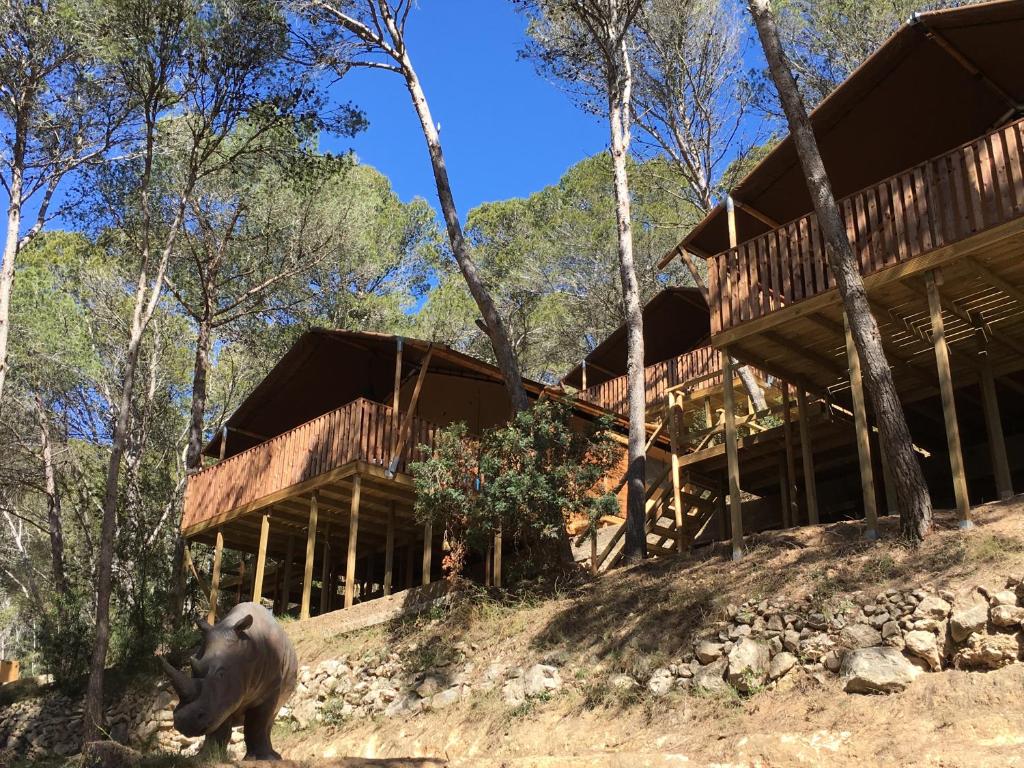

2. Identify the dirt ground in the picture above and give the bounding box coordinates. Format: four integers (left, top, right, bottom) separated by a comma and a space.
248, 499, 1024, 767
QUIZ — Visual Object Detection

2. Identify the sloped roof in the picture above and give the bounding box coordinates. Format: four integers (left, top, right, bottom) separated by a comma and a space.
562, 287, 710, 389
676, 0, 1024, 260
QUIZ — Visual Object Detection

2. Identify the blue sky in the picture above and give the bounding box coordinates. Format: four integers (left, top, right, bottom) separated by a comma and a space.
318, 0, 610, 214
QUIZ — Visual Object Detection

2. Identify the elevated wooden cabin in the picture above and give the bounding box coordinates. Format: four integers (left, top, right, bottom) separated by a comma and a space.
662, 0, 1024, 553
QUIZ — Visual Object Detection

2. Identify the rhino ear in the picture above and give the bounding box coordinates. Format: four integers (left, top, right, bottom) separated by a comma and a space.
196, 617, 213, 634
232, 613, 254, 637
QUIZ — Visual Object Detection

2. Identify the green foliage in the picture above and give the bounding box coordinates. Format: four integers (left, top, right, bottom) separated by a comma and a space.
410, 399, 619, 580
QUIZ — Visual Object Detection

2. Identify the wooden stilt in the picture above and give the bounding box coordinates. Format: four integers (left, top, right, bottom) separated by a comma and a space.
319, 525, 331, 614
485, 539, 493, 586
777, 454, 790, 528
781, 383, 798, 527
667, 391, 686, 552
280, 534, 294, 616
384, 502, 395, 596
493, 528, 502, 589
252, 512, 271, 603
796, 387, 820, 524
703, 396, 713, 430
844, 313, 879, 539
300, 492, 318, 620
422, 522, 432, 586
405, 539, 415, 589
344, 475, 362, 608
979, 343, 1013, 500
208, 530, 223, 624
926, 270, 971, 526
722, 353, 743, 560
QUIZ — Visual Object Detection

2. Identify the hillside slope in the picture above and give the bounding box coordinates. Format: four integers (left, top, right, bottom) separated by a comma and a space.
271, 498, 1024, 768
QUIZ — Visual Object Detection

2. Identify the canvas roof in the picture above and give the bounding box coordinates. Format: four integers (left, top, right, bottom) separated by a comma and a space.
562, 287, 710, 389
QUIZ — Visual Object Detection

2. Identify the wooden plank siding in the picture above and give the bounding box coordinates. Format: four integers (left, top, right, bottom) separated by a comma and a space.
576, 345, 726, 416
704, 118, 1024, 336
182, 398, 441, 533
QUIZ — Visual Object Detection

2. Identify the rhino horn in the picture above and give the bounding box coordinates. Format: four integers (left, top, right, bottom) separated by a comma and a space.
189, 654, 206, 678
160, 657, 200, 703
196, 617, 213, 634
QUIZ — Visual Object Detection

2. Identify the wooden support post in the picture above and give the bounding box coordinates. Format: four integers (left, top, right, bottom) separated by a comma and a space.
384, 502, 395, 596
844, 313, 879, 539
320, 525, 332, 615
796, 387, 820, 525
581, 360, 587, 391
218, 426, 228, 461
208, 530, 224, 624
405, 539, 415, 589
389, 346, 434, 475
722, 353, 743, 560
493, 528, 502, 588
344, 475, 362, 608
252, 512, 271, 603
926, 270, 971, 526
280, 534, 294, 616
781, 383, 798, 527
667, 392, 686, 553
777, 454, 791, 528
485, 539, 494, 586
422, 522, 432, 586
300, 493, 318, 620
726, 194, 738, 249
978, 336, 1013, 500
392, 337, 403, 451
590, 533, 598, 576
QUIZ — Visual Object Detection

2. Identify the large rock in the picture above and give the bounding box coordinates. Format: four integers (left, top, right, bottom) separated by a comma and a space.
990, 604, 1024, 628
647, 668, 674, 697
954, 632, 1021, 670
914, 596, 951, 620
840, 647, 922, 694
695, 640, 724, 664
903, 630, 941, 671
768, 652, 798, 681
523, 664, 562, 697
950, 592, 990, 642
840, 623, 883, 650
692, 657, 730, 695
726, 638, 769, 693
81, 741, 142, 768
989, 590, 1018, 607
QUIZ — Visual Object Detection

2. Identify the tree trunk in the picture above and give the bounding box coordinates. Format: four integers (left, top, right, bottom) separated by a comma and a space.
0, 170, 23, 408
185, 315, 213, 472
748, 0, 932, 542
608, 40, 647, 564
35, 396, 67, 597
395, 51, 530, 414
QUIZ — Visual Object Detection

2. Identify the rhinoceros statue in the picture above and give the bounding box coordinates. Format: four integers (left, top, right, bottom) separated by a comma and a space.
160, 602, 297, 760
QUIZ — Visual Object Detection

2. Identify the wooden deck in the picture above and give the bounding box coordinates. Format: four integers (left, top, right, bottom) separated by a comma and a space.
708, 117, 1024, 343
182, 397, 440, 536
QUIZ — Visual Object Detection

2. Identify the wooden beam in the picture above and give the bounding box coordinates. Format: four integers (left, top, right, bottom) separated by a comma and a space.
722, 353, 743, 560
734, 199, 780, 229
392, 337, 404, 452
726, 195, 738, 249
978, 330, 1013, 500
796, 387, 820, 525
280, 534, 294, 615
344, 475, 361, 609
965, 255, 1024, 306
252, 512, 271, 602
218, 427, 228, 461
300, 494, 317, 620
926, 270, 972, 527
320, 523, 332, 614
781, 383, 798, 527
422, 522, 433, 586
388, 346, 434, 475
493, 528, 502, 589
384, 501, 395, 596
667, 392, 686, 553
844, 313, 879, 539
208, 530, 223, 624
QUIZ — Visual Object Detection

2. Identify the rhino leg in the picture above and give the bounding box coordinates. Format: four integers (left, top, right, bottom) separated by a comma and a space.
202, 719, 233, 759
242, 696, 281, 761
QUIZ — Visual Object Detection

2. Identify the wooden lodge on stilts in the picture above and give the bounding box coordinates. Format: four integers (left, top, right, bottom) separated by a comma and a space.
640, 0, 1024, 558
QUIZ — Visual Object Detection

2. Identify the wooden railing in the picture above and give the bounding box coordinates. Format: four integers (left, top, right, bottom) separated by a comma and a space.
578, 345, 723, 415
182, 398, 440, 532
707, 117, 1024, 335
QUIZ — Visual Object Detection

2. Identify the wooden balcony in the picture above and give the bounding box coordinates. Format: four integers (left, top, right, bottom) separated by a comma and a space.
707, 117, 1024, 339
182, 398, 440, 535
